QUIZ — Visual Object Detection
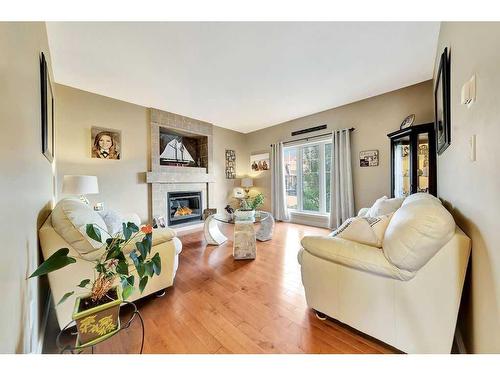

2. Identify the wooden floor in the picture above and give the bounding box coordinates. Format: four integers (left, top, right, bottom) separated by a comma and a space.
64, 222, 399, 354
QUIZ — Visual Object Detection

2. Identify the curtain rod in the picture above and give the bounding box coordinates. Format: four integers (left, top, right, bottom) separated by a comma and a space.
270, 127, 355, 147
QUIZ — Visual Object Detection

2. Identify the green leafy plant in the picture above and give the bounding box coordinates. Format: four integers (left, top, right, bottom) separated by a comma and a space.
239, 193, 265, 211
249, 193, 265, 210
29, 222, 161, 305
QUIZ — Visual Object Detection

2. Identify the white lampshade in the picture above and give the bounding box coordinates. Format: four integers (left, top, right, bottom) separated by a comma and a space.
241, 178, 253, 188
62, 175, 99, 195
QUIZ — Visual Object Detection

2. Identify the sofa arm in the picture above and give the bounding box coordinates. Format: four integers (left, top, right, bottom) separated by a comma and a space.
357, 207, 369, 217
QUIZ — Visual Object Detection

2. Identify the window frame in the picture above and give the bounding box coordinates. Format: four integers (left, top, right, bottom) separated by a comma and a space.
284, 138, 332, 216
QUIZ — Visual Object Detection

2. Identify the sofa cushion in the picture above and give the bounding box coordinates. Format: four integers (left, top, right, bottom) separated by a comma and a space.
367, 196, 405, 217
300, 236, 415, 281
331, 213, 392, 248
51, 198, 111, 255
401, 192, 442, 207
383, 194, 455, 272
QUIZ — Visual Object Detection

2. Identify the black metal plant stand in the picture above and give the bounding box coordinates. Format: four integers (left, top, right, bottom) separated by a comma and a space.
56, 301, 144, 354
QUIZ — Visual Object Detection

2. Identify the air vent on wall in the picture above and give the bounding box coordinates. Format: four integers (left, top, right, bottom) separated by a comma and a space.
291, 124, 327, 137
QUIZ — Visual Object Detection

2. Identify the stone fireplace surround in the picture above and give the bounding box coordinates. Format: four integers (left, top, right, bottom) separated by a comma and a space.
147, 108, 216, 227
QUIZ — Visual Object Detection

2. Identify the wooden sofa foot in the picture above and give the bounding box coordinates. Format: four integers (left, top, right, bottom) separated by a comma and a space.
155, 289, 167, 298
314, 310, 328, 321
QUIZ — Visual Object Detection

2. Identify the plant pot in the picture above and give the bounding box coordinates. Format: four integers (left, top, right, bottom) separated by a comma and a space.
234, 209, 255, 221
72, 286, 122, 347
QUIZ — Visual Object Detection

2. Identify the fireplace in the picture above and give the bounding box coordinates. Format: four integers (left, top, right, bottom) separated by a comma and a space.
167, 191, 203, 226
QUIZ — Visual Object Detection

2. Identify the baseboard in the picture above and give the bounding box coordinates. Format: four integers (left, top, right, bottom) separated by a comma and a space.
454, 326, 467, 354
35, 292, 52, 354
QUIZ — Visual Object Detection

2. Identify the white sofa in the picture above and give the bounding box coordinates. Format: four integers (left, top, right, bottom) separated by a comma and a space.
39, 198, 182, 330
298, 193, 471, 353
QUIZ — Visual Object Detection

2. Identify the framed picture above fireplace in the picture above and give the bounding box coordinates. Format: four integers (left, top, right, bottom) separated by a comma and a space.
159, 127, 208, 168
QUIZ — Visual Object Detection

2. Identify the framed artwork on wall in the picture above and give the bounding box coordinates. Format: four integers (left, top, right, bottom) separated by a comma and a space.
250, 153, 270, 171
91, 126, 122, 159
40, 52, 54, 163
359, 150, 379, 167
435, 47, 451, 155
225, 149, 236, 179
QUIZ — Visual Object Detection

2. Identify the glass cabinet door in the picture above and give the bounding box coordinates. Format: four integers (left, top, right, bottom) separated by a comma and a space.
393, 135, 411, 198
417, 132, 430, 193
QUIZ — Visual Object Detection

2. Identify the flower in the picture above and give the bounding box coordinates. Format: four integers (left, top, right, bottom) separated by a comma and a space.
141, 224, 153, 234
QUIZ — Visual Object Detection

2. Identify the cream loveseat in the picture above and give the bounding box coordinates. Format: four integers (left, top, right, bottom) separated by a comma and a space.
298, 193, 471, 354
39, 198, 182, 329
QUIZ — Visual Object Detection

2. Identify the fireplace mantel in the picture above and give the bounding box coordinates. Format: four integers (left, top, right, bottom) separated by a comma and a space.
146, 171, 215, 184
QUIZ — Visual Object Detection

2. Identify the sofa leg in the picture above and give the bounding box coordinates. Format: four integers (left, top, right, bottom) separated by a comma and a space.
314, 310, 327, 321
155, 288, 167, 298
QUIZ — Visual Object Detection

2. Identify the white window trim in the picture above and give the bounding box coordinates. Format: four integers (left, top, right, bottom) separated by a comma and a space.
284, 139, 332, 216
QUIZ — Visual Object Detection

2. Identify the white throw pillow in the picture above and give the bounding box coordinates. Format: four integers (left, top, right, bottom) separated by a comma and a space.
330, 213, 393, 248
97, 209, 124, 236
367, 196, 404, 217
383, 197, 455, 272
51, 198, 111, 254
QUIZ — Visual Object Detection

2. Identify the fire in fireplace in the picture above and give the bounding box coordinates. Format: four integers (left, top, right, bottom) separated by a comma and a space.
167, 191, 202, 226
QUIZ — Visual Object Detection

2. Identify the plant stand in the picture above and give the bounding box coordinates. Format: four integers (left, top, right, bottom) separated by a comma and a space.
56, 301, 144, 354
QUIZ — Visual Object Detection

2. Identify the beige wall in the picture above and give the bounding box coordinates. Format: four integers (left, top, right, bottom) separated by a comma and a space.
55, 84, 248, 221
212, 126, 249, 211
245, 81, 434, 213
55, 84, 150, 221
434, 22, 500, 353
0, 22, 56, 353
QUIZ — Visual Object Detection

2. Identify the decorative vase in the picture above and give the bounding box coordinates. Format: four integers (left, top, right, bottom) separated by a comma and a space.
234, 209, 255, 221
72, 286, 122, 346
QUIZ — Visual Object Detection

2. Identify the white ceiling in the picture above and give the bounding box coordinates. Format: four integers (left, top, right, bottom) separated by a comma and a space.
47, 22, 440, 133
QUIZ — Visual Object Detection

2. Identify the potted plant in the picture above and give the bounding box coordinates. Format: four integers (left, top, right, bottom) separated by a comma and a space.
29, 222, 161, 346
234, 193, 265, 220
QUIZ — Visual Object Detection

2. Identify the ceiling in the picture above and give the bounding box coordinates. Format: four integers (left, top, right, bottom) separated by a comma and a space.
47, 22, 440, 133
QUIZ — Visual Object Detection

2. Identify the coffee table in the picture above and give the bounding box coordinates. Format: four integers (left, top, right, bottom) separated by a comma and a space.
204, 211, 273, 260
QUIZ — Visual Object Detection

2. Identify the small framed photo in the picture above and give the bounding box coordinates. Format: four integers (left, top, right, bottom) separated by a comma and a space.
359, 150, 379, 167
91, 126, 121, 159
250, 153, 270, 171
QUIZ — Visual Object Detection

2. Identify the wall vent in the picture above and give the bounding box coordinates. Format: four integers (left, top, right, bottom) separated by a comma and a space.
291, 124, 327, 137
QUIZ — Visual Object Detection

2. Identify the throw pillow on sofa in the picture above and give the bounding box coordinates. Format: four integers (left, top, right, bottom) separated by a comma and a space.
330, 213, 393, 248
367, 196, 405, 217
97, 209, 124, 236
51, 198, 111, 255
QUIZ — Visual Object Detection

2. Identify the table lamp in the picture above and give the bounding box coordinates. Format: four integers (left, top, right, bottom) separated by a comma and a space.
241, 178, 253, 194
62, 175, 99, 205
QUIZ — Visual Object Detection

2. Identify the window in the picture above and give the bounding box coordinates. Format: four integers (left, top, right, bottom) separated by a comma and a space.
284, 140, 332, 215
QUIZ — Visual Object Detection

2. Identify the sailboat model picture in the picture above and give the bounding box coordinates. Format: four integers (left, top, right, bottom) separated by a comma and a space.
160, 138, 196, 165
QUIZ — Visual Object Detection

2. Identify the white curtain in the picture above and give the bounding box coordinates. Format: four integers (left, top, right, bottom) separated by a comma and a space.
271, 142, 290, 221
329, 129, 355, 229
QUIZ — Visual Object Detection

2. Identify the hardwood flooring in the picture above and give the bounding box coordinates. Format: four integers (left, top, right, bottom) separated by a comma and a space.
58, 222, 399, 354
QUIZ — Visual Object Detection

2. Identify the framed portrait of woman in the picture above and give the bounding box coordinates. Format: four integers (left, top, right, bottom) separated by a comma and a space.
91, 126, 122, 160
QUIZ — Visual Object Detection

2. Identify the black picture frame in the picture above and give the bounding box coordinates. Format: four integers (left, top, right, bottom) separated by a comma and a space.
40, 52, 54, 163
434, 47, 451, 155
